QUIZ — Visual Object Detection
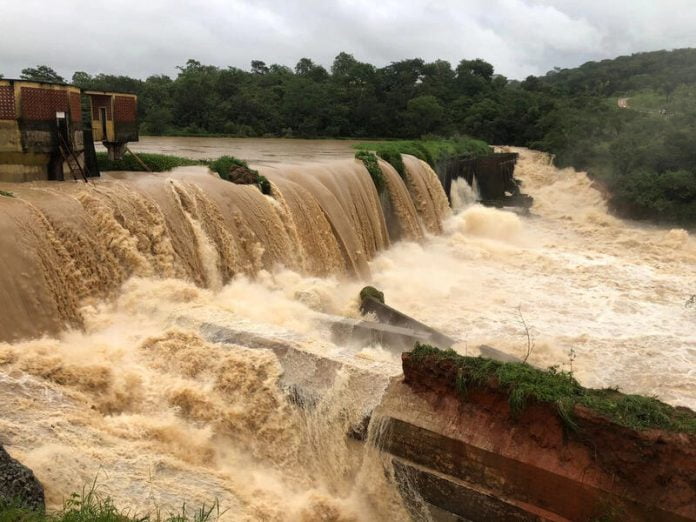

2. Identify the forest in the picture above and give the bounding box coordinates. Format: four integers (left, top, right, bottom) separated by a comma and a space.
5, 48, 696, 225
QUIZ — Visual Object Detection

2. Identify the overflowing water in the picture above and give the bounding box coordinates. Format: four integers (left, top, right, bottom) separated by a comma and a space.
449, 177, 479, 211
0, 146, 694, 520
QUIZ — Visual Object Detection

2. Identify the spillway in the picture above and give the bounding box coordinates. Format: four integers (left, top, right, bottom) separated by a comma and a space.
0, 148, 694, 520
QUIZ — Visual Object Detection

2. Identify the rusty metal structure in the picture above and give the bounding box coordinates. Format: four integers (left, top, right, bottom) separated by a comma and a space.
0, 79, 138, 182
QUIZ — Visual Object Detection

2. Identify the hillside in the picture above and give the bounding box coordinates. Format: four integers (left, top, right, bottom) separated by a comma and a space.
527, 49, 696, 225
537, 48, 696, 97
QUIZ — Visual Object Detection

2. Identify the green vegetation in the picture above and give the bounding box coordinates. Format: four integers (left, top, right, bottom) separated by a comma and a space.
20, 65, 65, 84
354, 137, 491, 177
372, 147, 406, 178
0, 487, 222, 522
208, 155, 251, 180
25, 47, 696, 224
257, 175, 271, 195
410, 343, 696, 434
359, 285, 385, 305
527, 49, 696, 226
354, 151, 385, 192
66, 56, 539, 144
95, 152, 272, 195
0, 190, 15, 198
208, 155, 271, 195
96, 152, 203, 172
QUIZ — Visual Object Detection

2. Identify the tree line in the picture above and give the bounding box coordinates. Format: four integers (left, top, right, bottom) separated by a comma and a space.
7, 54, 550, 145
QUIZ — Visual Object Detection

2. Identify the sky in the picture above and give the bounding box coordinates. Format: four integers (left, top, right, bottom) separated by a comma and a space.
1, 0, 695, 81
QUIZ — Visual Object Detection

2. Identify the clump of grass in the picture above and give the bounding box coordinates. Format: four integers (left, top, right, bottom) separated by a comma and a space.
373, 148, 406, 178
355, 151, 385, 192
96, 152, 204, 172
409, 343, 696, 434
207, 156, 250, 181
0, 190, 16, 198
208, 156, 271, 195
581, 390, 696, 433
0, 482, 223, 522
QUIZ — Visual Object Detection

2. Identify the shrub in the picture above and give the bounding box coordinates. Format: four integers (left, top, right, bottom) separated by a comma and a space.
359, 286, 385, 305
208, 156, 271, 195
609, 168, 696, 223
208, 156, 250, 181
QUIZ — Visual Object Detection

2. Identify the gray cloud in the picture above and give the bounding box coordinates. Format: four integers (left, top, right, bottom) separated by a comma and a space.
1, 0, 695, 81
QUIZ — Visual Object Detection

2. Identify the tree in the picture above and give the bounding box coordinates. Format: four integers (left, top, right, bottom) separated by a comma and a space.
405, 95, 445, 136
250, 60, 269, 75
172, 60, 224, 132
455, 59, 494, 97
331, 52, 360, 78
142, 107, 173, 135
457, 59, 494, 81
295, 58, 329, 82
71, 71, 93, 87
20, 65, 64, 83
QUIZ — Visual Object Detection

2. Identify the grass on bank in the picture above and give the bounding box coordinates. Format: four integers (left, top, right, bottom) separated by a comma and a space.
0, 486, 223, 522
353, 137, 491, 177
409, 343, 696, 434
96, 152, 271, 195
96, 152, 204, 172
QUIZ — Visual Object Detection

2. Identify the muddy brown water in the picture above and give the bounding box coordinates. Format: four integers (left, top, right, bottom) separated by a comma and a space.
0, 142, 694, 520
98, 136, 368, 166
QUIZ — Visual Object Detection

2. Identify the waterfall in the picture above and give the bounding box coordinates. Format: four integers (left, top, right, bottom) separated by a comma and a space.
0, 154, 447, 342
450, 177, 479, 211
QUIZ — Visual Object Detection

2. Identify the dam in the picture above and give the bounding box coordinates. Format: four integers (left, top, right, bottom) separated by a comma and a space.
0, 142, 694, 520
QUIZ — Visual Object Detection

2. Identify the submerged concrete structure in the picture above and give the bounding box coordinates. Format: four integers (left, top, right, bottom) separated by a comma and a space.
437, 152, 534, 209
0, 79, 138, 182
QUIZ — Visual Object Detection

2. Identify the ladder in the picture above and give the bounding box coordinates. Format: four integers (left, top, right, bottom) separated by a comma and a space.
57, 132, 88, 183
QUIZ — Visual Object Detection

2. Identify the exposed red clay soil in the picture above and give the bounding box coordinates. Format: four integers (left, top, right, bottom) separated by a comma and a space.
401, 353, 696, 521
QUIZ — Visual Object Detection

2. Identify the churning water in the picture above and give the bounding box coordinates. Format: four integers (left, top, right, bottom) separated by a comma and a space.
0, 146, 694, 520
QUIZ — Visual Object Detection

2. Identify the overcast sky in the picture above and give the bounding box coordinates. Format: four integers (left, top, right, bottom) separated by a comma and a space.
1, 0, 695, 81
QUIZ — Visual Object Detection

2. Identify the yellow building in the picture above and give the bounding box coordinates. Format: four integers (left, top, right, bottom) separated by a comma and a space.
0, 79, 138, 182
83, 90, 138, 159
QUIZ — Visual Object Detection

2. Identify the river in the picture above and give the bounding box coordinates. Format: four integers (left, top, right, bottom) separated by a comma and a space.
102, 136, 364, 165
0, 140, 694, 520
